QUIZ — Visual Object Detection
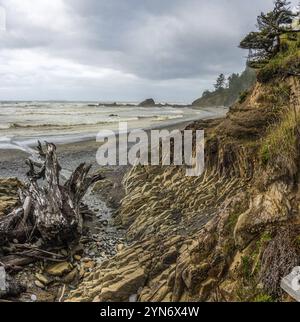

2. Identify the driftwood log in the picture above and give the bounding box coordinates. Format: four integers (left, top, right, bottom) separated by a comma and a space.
0, 266, 26, 299
0, 141, 104, 250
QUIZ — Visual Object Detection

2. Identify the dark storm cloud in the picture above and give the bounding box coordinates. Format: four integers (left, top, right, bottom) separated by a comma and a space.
0, 0, 298, 101
60, 0, 274, 79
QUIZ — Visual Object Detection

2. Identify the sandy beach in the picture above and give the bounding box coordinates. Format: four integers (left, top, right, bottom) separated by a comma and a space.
0, 115, 223, 180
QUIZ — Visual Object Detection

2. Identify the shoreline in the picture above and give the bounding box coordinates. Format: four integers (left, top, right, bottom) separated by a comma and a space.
0, 110, 227, 180
0, 106, 227, 150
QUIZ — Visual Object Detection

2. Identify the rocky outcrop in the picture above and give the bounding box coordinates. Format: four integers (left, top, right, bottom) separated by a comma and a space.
139, 98, 155, 107
68, 74, 300, 302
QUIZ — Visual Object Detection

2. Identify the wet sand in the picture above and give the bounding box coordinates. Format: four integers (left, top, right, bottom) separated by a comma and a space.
0, 119, 198, 180
0, 140, 100, 180
0, 108, 228, 180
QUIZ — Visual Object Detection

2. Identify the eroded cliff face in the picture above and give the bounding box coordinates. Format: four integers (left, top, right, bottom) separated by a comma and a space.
68, 76, 300, 302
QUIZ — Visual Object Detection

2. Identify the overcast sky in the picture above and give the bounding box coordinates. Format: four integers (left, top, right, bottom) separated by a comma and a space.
0, 0, 298, 102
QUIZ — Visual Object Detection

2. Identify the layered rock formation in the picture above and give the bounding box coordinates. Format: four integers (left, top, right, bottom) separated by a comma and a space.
67, 80, 296, 301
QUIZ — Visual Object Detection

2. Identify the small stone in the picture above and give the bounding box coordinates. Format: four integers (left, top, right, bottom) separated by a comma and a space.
46, 262, 72, 277
101, 220, 109, 226
129, 294, 138, 302
34, 280, 45, 289
116, 244, 125, 252
82, 261, 95, 270
35, 273, 51, 285
31, 294, 37, 302
74, 255, 81, 261
13, 239, 18, 244
63, 268, 78, 284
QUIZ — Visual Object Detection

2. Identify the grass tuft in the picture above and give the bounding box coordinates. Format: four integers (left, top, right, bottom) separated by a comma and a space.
259, 109, 300, 167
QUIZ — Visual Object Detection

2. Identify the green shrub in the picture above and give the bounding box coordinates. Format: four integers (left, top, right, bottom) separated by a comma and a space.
225, 212, 240, 232
257, 36, 300, 83
260, 144, 271, 165
253, 294, 274, 302
295, 235, 300, 248
259, 109, 300, 167
260, 232, 272, 244
241, 256, 252, 280
239, 90, 249, 104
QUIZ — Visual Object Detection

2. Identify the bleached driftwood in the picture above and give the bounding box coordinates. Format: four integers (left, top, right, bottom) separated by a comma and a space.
0, 141, 104, 247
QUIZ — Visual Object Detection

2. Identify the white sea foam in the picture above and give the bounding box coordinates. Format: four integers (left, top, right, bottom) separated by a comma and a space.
0, 102, 226, 150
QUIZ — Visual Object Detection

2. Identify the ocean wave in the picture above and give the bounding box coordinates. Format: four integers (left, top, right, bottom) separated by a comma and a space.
0, 114, 186, 131
4, 117, 142, 130
155, 115, 183, 121
0, 125, 10, 130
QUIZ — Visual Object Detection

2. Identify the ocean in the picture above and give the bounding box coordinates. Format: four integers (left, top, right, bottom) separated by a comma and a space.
0, 101, 225, 152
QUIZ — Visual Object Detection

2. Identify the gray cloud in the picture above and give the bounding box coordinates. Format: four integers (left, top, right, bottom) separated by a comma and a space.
0, 0, 298, 101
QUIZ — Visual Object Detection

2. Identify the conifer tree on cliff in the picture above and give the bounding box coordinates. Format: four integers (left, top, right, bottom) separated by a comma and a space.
239, 0, 299, 68
214, 73, 226, 91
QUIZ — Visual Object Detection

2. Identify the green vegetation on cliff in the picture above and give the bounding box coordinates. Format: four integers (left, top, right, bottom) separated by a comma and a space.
257, 34, 300, 83
192, 67, 256, 108
240, 0, 299, 70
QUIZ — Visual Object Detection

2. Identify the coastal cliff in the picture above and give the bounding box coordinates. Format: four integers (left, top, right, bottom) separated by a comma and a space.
67, 39, 300, 302
192, 67, 256, 108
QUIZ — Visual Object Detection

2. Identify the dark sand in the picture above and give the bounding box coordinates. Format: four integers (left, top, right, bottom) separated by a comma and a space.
0, 140, 100, 179
0, 120, 197, 180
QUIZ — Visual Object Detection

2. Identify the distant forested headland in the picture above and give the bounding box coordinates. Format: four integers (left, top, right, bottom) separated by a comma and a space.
192, 67, 256, 107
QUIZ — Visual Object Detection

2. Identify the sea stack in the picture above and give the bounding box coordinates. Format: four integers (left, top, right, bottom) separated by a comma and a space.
138, 98, 155, 107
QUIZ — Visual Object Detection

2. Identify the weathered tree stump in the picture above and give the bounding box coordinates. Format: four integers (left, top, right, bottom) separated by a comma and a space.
0, 141, 104, 247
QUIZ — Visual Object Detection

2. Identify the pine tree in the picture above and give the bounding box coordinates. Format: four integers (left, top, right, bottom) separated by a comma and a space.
214, 74, 226, 90
239, 0, 299, 68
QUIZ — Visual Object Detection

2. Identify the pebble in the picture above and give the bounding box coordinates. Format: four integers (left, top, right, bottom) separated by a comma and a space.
31, 294, 37, 302
74, 255, 81, 261
34, 280, 45, 289
101, 220, 109, 226
63, 268, 78, 283
35, 273, 51, 285
129, 294, 138, 302
82, 257, 92, 262
82, 261, 95, 270
116, 244, 125, 252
